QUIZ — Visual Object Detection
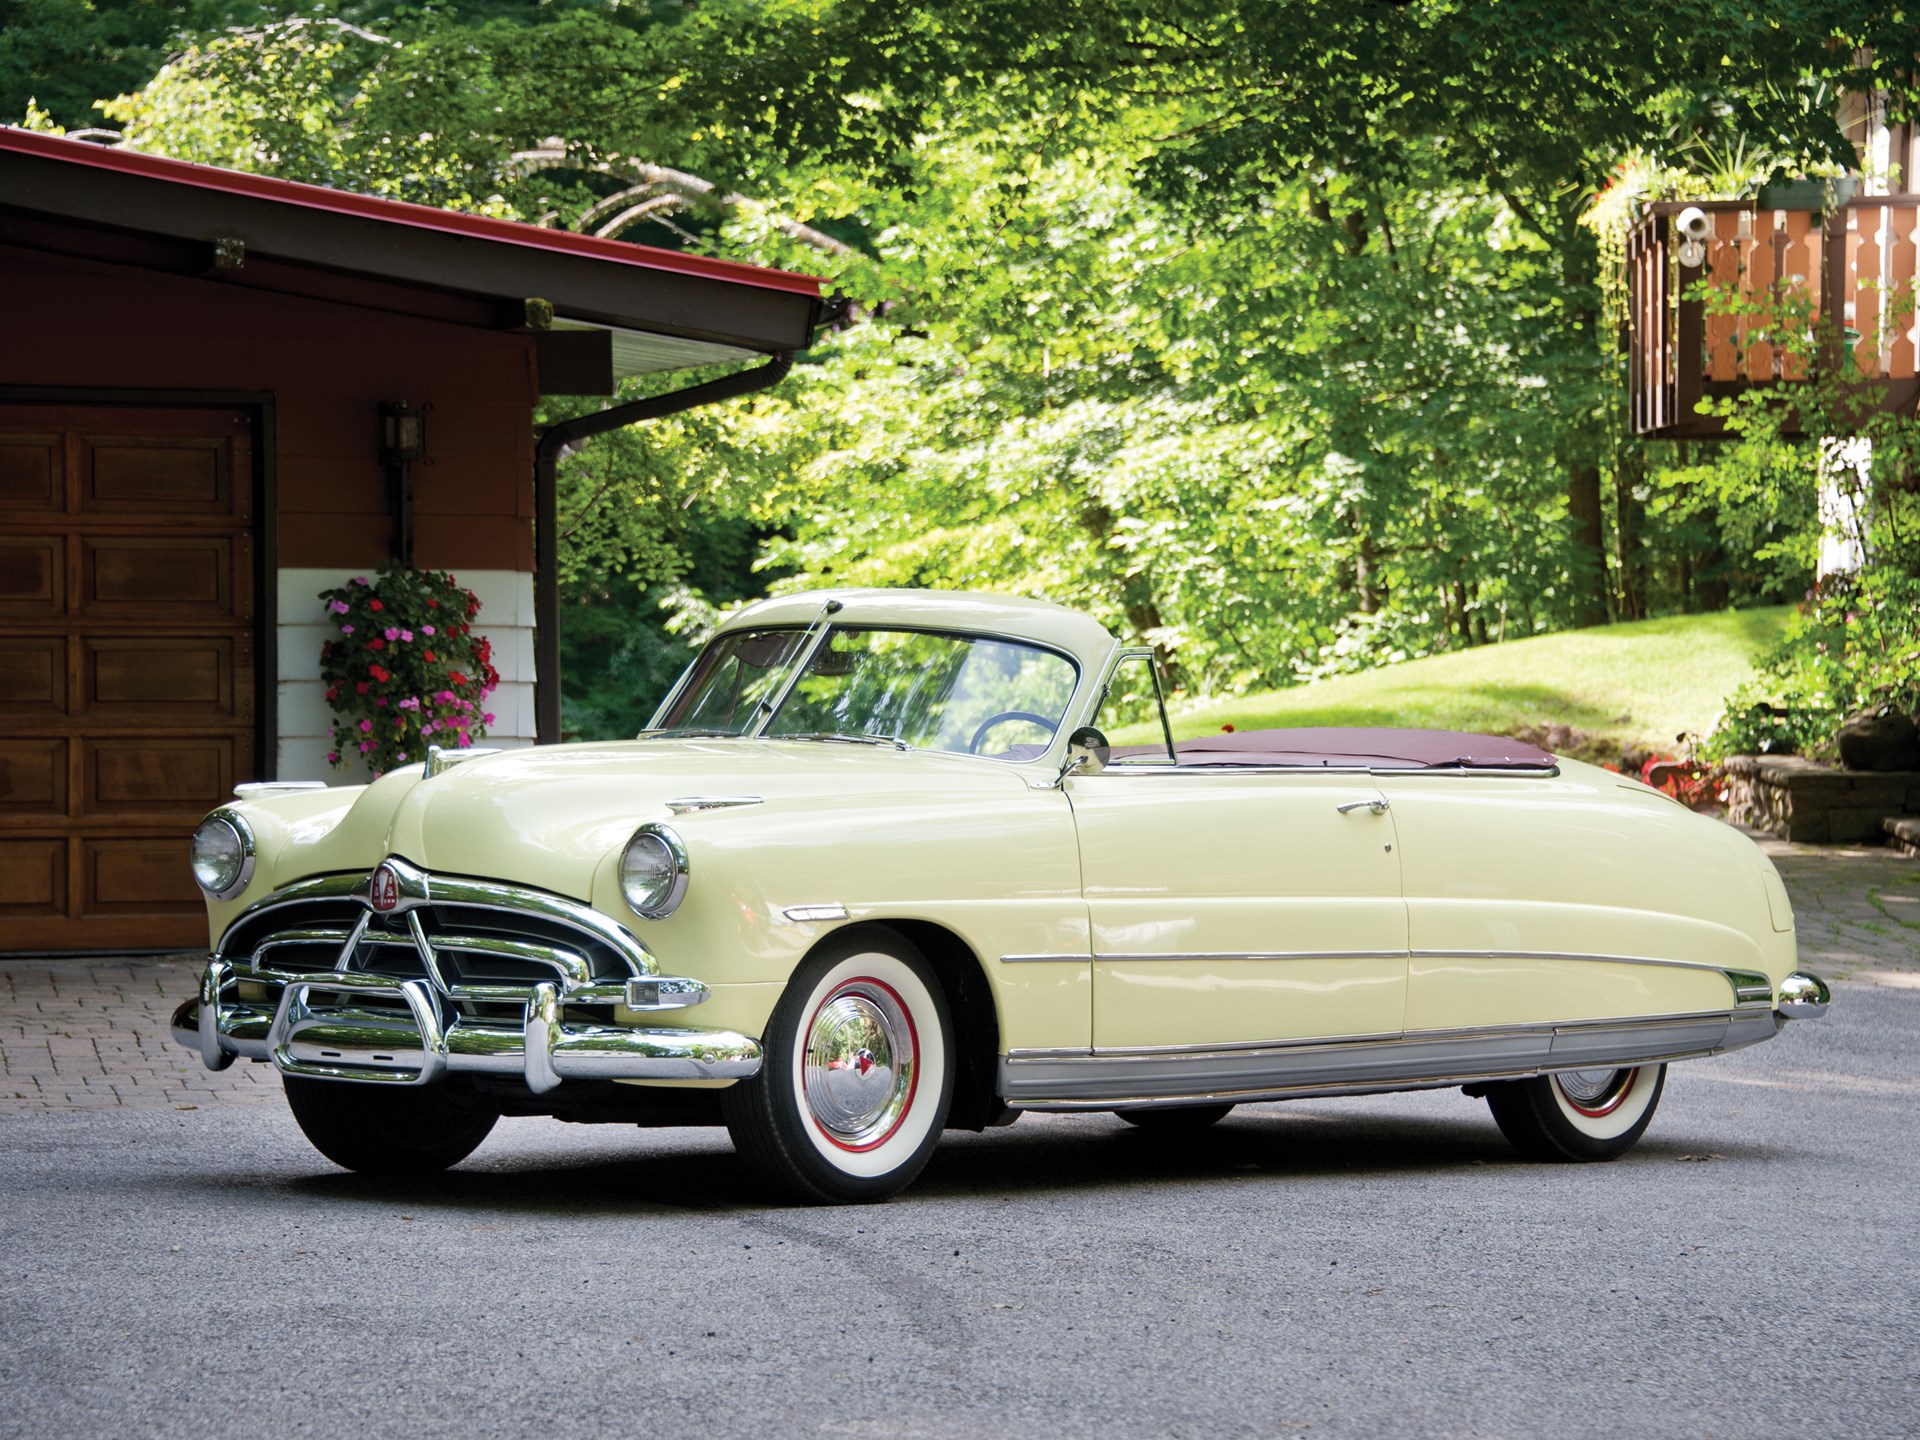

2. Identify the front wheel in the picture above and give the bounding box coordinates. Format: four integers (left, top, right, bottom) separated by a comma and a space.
282, 1076, 499, 1175
1484, 1064, 1666, 1162
723, 929, 954, 1203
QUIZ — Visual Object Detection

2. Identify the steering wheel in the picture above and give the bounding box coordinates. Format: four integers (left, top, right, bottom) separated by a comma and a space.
967, 710, 1059, 755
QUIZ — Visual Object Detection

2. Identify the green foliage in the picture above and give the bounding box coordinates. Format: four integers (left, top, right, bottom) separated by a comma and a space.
65, 0, 1920, 736
317, 567, 501, 775
1705, 573, 1920, 761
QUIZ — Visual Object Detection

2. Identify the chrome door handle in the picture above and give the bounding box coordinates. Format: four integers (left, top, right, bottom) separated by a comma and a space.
1336, 799, 1390, 816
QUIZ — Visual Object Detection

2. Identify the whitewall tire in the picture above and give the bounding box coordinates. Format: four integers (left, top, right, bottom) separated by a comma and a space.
1485, 1064, 1666, 1162
724, 929, 954, 1203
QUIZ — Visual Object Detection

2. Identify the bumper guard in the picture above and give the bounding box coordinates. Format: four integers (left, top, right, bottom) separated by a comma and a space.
171, 957, 761, 1093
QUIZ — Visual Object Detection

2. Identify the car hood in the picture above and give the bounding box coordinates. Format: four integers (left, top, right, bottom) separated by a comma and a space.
367, 738, 1035, 902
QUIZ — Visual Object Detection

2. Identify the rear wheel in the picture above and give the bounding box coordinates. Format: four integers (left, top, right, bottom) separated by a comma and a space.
724, 930, 953, 1203
1485, 1064, 1666, 1162
1116, 1104, 1235, 1132
282, 1075, 499, 1175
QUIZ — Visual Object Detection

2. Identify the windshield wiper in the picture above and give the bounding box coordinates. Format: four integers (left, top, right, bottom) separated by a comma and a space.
635, 727, 744, 739
777, 731, 909, 750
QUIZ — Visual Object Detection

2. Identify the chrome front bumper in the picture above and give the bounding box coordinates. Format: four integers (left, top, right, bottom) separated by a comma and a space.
172, 957, 762, 1093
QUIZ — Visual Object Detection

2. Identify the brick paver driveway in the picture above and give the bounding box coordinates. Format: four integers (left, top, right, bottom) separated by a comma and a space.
2, 828, 1913, 1115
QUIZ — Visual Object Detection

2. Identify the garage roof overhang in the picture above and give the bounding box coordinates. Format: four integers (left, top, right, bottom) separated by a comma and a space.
0, 127, 825, 385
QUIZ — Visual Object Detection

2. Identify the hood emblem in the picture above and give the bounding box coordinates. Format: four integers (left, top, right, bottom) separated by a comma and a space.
369, 862, 403, 913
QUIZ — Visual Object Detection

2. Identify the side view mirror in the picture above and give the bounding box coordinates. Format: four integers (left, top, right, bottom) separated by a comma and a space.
1064, 725, 1110, 777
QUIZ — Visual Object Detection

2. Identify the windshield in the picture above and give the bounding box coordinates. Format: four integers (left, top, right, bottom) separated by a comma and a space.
652, 625, 1079, 759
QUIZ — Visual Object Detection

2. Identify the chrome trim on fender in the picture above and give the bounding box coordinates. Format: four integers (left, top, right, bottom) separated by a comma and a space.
999, 953, 1090, 965
1096, 949, 1406, 964
999, 1008, 1778, 1110
1778, 971, 1832, 1018
783, 903, 849, 923
668, 795, 764, 814
1415, 949, 1785, 1008
233, 781, 327, 798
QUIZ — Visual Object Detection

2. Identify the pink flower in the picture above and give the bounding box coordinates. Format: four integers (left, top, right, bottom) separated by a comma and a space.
482, 712, 496, 726
352, 575, 367, 586
358, 719, 372, 733
358, 741, 372, 754
399, 629, 413, 642
340, 624, 354, 635
326, 751, 340, 765
457, 733, 473, 749
421, 721, 435, 735
422, 626, 435, 636
384, 627, 399, 641
375, 697, 387, 707
328, 600, 350, 615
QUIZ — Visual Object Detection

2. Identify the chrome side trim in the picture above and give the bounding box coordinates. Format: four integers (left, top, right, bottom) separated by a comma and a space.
784, 903, 849, 923
1095, 950, 1405, 964
668, 795, 764, 814
1778, 971, 1832, 1018
999, 1008, 1778, 1109
233, 781, 328, 798
1415, 950, 1782, 1008
999, 953, 1090, 965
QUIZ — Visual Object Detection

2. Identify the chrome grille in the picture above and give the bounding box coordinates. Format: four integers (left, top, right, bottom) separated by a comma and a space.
213, 865, 653, 1023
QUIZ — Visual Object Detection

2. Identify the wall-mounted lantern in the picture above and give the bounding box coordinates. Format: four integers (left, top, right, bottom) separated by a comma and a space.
378, 400, 429, 565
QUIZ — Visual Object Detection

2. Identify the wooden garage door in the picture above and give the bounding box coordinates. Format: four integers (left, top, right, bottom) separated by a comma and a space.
0, 404, 257, 952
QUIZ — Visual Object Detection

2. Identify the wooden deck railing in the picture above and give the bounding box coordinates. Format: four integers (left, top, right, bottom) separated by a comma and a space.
1627, 197, 1920, 438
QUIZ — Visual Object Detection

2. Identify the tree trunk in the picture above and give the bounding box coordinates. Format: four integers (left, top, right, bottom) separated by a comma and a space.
1562, 233, 1611, 627
1614, 445, 1648, 621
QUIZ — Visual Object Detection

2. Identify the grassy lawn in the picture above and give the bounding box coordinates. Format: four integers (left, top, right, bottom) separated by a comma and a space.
1155, 608, 1793, 755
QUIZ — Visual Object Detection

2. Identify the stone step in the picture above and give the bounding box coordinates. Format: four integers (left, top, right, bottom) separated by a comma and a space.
1886, 816, 1920, 858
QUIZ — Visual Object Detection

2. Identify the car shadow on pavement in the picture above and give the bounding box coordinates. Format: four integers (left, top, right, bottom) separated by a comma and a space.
257, 1104, 1785, 1215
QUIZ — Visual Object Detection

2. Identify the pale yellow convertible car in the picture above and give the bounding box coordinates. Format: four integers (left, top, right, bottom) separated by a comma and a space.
173, 590, 1829, 1202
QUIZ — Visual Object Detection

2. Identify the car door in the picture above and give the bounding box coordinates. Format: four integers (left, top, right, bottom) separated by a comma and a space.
1067, 767, 1409, 1051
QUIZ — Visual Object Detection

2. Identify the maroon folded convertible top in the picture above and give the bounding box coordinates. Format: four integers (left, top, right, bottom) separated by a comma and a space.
1161, 727, 1556, 770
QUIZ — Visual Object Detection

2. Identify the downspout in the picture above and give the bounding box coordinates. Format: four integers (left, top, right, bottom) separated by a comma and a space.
531, 351, 795, 745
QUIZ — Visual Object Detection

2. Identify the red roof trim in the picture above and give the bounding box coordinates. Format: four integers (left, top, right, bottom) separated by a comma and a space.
0, 127, 824, 298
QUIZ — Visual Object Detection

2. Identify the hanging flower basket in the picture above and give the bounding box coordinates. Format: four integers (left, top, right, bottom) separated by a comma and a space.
318, 566, 501, 777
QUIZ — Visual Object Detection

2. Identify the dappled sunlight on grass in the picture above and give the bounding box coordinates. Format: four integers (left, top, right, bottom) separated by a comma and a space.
1161, 608, 1793, 750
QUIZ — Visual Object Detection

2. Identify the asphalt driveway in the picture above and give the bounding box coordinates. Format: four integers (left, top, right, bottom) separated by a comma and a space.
0, 831, 1914, 1439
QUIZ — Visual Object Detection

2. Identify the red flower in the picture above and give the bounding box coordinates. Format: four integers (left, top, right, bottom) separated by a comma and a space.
325, 686, 340, 702
369, 664, 391, 683
369, 599, 384, 612
427, 599, 439, 609
450, 672, 468, 688
424, 650, 436, 663
355, 681, 369, 695
369, 637, 385, 652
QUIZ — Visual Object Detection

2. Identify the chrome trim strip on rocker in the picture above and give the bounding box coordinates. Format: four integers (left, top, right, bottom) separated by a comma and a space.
998, 1008, 1778, 1110
1097, 950, 1406, 964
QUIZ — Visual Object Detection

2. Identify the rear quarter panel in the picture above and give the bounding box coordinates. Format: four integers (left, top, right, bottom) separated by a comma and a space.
1381, 759, 1795, 1032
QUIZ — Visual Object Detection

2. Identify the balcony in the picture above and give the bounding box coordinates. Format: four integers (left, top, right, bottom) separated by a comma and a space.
1627, 197, 1920, 439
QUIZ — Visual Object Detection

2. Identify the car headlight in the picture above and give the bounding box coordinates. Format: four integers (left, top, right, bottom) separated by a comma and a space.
620, 824, 688, 918
190, 812, 255, 901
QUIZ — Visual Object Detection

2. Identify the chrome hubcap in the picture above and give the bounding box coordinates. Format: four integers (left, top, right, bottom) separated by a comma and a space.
803, 980, 916, 1150
1554, 1067, 1637, 1117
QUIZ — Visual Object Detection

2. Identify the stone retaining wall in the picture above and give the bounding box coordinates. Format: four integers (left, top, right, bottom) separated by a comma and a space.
1724, 754, 1920, 844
